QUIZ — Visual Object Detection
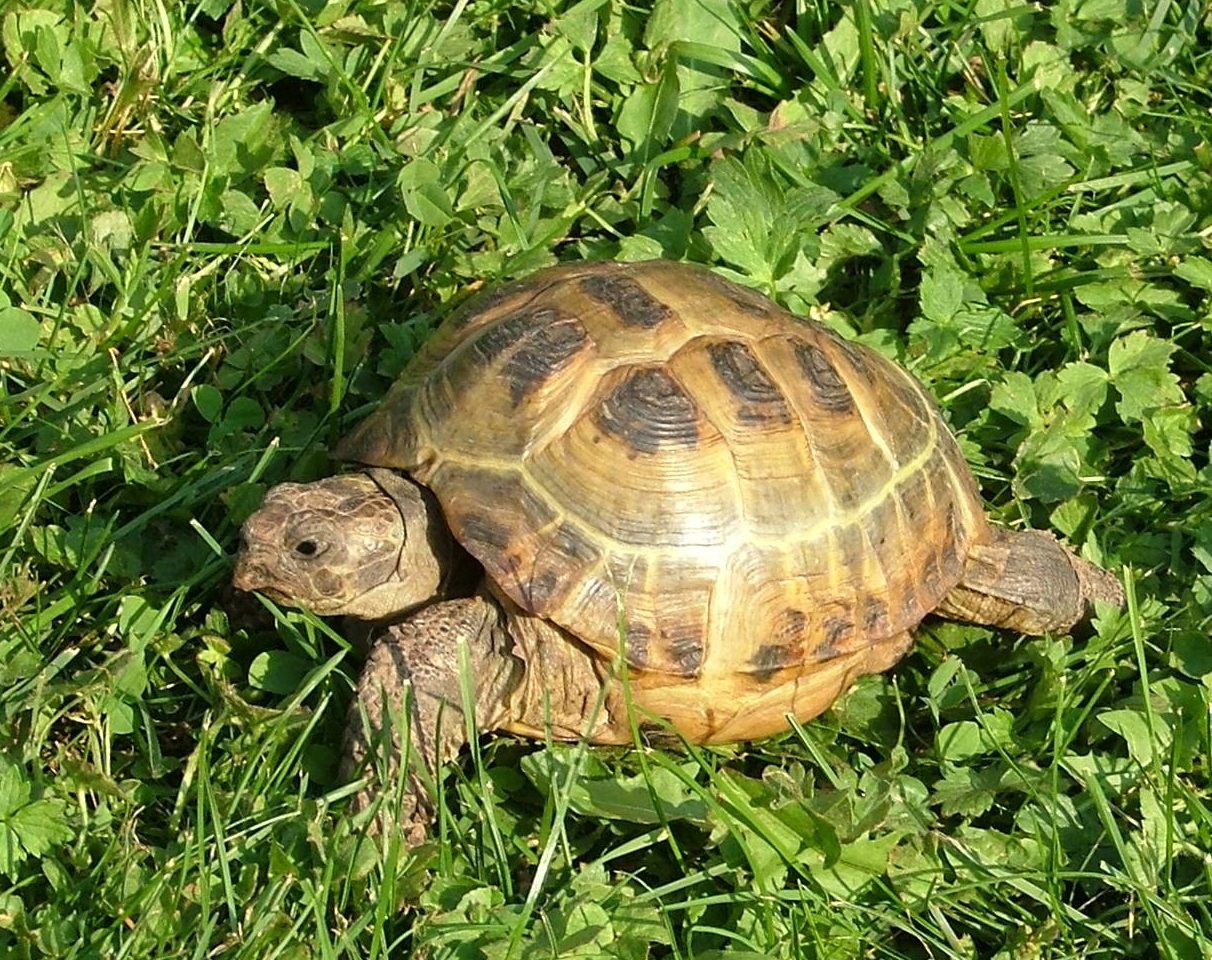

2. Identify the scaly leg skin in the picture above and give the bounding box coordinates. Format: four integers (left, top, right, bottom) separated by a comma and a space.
340, 595, 522, 845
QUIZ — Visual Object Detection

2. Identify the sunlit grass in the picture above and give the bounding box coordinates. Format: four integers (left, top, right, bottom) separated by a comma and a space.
1, 1, 1209, 957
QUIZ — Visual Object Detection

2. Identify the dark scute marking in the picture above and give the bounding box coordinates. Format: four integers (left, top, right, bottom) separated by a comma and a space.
920, 546, 946, 597
503, 314, 589, 406
748, 643, 791, 684
637, 721, 683, 748
457, 511, 513, 555
862, 596, 891, 636
458, 267, 580, 325
944, 501, 958, 536
925, 499, 964, 596
939, 537, 960, 582
593, 368, 700, 454
512, 480, 561, 532
546, 521, 601, 567
666, 633, 704, 676
524, 522, 600, 614
814, 616, 854, 660
468, 306, 559, 368
777, 607, 807, 641
834, 336, 876, 380
897, 583, 924, 626
795, 341, 855, 413
579, 273, 671, 328
522, 571, 559, 611
699, 270, 776, 317
747, 607, 808, 681
898, 472, 929, 527
625, 622, 652, 669
708, 340, 793, 426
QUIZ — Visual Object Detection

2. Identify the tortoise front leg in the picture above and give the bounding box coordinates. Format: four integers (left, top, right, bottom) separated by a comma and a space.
341, 595, 521, 843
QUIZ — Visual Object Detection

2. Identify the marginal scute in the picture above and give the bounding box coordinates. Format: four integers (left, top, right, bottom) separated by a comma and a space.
861, 596, 890, 635
667, 633, 705, 676
920, 544, 947, 597
698, 269, 775, 318
896, 467, 931, 528
522, 571, 560, 611
775, 607, 807, 642
544, 521, 602, 569
624, 621, 652, 669
834, 337, 876, 382
819, 616, 854, 658
447, 267, 565, 330
939, 534, 960, 579
457, 510, 514, 557
520, 521, 602, 613
895, 582, 926, 628
876, 358, 935, 431
747, 644, 790, 683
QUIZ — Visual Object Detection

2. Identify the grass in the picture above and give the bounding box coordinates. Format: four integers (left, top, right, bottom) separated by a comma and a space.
2, 0, 1210, 957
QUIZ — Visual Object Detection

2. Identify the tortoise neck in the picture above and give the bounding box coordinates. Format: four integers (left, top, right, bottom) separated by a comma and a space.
365, 468, 464, 612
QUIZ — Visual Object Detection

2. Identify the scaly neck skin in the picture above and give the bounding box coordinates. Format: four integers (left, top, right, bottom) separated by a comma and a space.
355, 468, 461, 619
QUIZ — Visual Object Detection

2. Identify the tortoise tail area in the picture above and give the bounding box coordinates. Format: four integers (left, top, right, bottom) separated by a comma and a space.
936, 526, 1123, 635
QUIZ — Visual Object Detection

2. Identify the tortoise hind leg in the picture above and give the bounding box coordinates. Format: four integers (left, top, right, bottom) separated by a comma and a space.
935, 527, 1123, 636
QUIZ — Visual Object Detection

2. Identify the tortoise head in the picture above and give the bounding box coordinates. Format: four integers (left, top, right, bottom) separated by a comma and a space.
233, 470, 454, 619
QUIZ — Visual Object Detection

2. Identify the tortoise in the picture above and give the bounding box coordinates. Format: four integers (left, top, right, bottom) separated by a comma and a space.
233, 259, 1123, 838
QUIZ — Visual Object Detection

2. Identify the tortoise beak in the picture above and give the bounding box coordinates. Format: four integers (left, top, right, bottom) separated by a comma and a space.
232, 543, 271, 594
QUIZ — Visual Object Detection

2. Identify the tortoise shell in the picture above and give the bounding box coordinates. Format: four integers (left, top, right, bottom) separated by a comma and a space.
338, 260, 990, 682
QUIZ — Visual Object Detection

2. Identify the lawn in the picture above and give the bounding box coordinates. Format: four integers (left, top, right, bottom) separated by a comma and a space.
2, 0, 1210, 957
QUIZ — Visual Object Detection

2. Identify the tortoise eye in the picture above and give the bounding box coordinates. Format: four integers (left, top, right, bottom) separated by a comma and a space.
293, 538, 327, 559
